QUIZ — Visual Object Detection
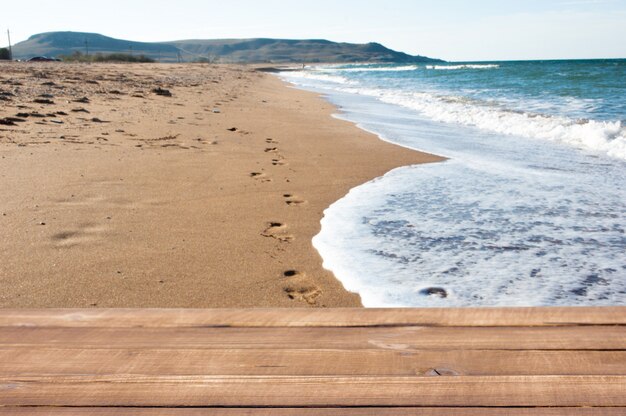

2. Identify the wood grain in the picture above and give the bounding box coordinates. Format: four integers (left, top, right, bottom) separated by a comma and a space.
2, 375, 626, 407
1, 308, 624, 327
1, 308, 624, 411
1, 348, 624, 376
3, 326, 624, 350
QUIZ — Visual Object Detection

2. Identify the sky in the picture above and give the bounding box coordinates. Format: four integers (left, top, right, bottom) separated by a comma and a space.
2, 0, 626, 61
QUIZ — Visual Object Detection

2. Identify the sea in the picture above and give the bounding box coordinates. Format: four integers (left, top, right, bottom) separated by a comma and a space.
279, 59, 626, 307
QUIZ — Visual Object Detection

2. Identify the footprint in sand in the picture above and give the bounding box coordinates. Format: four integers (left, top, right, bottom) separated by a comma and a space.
250, 172, 272, 183
284, 286, 321, 305
264, 147, 278, 153
266, 138, 278, 144
261, 222, 294, 243
284, 194, 306, 206
226, 127, 250, 135
51, 223, 107, 248
282, 270, 322, 305
271, 156, 287, 166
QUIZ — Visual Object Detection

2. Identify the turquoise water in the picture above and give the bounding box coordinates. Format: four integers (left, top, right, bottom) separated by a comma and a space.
281, 60, 626, 307
288, 60, 626, 159
368, 60, 626, 122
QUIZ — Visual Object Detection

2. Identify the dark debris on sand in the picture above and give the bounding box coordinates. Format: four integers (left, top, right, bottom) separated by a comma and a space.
152, 87, 172, 97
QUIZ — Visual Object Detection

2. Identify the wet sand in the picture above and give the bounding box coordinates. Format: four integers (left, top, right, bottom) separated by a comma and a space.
0, 62, 443, 307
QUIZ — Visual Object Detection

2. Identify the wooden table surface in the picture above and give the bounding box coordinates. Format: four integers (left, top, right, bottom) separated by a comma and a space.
1, 308, 625, 415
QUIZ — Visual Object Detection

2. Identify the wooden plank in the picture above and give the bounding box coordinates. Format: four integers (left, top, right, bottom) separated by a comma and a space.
2, 326, 624, 350
2, 375, 625, 407
2, 309, 624, 411
1, 348, 624, 376
0, 408, 623, 415
1, 308, 625, 328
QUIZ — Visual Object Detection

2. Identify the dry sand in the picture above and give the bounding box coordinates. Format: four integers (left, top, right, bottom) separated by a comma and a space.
0, 62, 443, 308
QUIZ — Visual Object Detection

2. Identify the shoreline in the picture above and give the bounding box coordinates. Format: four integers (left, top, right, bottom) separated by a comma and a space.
283, 63, 626, 308
0, 62, 443, 308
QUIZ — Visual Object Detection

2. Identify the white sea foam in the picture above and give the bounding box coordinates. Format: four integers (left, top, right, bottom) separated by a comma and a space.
280, 71, 353, 85
334, 87, 626, 161
382, 93, 626, 160
329, 65, 420, 72
426, 64, 500, 70
313, 160, 626, 307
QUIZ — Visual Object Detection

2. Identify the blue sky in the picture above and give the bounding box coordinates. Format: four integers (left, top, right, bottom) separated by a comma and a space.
2, 0, 625, 61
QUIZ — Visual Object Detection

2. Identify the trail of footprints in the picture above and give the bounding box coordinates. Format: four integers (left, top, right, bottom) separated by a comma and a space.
262, 218, 320, 305
248, 136, 319, 304
249, 137, 307, 205
267, 138, 288, 166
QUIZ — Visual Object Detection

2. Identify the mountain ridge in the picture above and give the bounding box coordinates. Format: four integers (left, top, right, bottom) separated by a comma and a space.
11, 31, 443, 63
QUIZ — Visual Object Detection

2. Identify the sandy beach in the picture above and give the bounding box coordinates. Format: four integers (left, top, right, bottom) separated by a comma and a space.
0, 62, 442, 308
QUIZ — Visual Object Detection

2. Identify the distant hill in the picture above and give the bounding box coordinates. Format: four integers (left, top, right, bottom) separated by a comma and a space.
11, 32, 443, 64
165, 38, 441, 63
11, 32, 179, 60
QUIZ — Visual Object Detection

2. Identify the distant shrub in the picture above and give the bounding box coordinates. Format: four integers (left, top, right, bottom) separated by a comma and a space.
193, 54, 219, 64
92, 53, 155, 63
0, 48, 11, 60
59, 51, 154, 63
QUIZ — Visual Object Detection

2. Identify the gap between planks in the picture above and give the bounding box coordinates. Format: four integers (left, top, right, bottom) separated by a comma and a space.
1, 407, 625, 415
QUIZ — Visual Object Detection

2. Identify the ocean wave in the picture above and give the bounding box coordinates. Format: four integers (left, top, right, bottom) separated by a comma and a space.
313, 160, 626, 307
282, 68, 626, 159
330, 65, 419, 72
340, 87, 626, 160
426, 64, 500, 70
279, 71, 353, 85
